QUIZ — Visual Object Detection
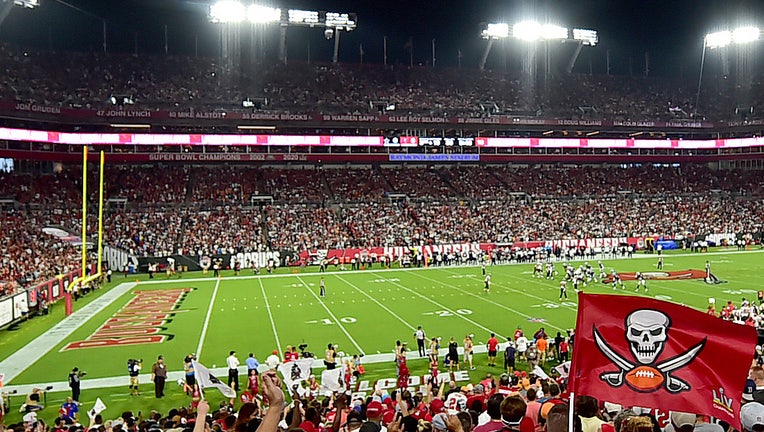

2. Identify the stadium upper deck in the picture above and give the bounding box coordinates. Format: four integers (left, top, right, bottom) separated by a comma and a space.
0, 43, 762, 139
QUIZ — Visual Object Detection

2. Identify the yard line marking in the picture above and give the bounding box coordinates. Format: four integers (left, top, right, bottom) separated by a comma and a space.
458, 269, 579, 312
196, 278, 220, 359
296, 276, 365, 355
410, 270, 567, 332
368, 271, 501, 335
258, 277, 283, 355
334, 274, 416, 331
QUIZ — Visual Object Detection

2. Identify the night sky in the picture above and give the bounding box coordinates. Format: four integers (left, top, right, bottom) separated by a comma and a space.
1, 0, 764, 77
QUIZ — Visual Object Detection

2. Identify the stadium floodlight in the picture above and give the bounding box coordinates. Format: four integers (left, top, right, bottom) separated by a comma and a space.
705, 30, 731, 48
247, 5, 281, 24
482, 23, 510, 39
512, 21, 568, 41
13, 0, 39, 8
325, 12, 356, 31
573, 28, 598, 46
732, 26, 760, 44
210, 1, 246, 23
288, 9, 320, 25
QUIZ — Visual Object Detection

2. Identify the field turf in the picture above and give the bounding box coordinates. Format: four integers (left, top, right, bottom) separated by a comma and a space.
1, 248, 761, 423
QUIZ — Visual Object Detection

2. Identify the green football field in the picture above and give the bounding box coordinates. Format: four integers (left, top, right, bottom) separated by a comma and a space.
1, 248, 762, 423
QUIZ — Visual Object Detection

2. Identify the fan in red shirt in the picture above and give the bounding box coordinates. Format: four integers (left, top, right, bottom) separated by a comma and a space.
284, 346, 300, 362
486, 333, 499, 367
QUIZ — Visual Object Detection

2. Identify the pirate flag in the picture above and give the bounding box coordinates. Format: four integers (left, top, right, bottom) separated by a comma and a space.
569, 293, 756, 430
192, 360, 236, 398
278, 358, 313, 396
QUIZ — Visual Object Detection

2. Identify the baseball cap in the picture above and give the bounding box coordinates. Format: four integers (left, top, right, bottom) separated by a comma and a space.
431, 399, 446, 414
742, 402, 764, 431
381, 410, 396, 425
670, 412, 696, 429
346, 411, 364, 426
366, 401, 383, 418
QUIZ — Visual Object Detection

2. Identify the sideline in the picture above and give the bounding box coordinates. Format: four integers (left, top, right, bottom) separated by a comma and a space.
0, 282, 137, 384
135, 248, 764, 285
1, 346, 496, 396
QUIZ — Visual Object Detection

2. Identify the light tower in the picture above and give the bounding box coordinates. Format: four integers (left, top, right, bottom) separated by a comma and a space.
209, 1, 356, 64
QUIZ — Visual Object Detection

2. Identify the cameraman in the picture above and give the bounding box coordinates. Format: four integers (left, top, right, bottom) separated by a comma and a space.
128, 359, 142, 396
23, 388, 45, 412
68, 367, 84, 402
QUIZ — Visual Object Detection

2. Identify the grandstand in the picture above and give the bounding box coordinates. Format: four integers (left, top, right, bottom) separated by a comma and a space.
2, 2, 764, 432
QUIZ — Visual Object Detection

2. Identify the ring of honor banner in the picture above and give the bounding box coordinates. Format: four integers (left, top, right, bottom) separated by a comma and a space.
569, 293, 757, 430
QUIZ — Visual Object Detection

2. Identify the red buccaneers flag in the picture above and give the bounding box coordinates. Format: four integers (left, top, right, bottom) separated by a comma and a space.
569, 293, 757, 429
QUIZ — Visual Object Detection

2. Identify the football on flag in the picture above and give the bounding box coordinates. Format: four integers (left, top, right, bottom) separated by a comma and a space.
625, 365, 664, 391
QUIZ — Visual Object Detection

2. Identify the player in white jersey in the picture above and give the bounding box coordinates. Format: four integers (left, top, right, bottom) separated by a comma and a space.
559, 279, 568, 300
533, 261, 543, 278
611, 270, 624, 290
598, 261, 606, 279
545, 262, 555, 280
635, 272, 647, 292
484, 274, 491, 293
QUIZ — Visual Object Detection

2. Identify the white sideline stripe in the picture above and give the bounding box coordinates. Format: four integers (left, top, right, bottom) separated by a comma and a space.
196, 278, 221, 360
0, 282, 137, 384
296, 275, 365, 355
258, 277, 282, 356
2, 347, 500, 396
334, 274, 416, 331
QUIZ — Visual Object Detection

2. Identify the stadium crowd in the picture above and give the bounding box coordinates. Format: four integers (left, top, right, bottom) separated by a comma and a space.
6, 329, 764, 432
0, 164, 762, 295
0, 43, 763, 121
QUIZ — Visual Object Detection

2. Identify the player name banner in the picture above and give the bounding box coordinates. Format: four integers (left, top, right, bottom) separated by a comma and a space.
0, 266, 88, 328
0, 100, 719, 129
297, 243, 494, 266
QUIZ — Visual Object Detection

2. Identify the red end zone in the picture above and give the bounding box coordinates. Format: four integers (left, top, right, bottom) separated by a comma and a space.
63, 288, 191, 350
602, 269, 707, 283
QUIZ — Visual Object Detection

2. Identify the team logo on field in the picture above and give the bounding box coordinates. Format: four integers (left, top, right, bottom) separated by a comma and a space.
594, 309, 706, 393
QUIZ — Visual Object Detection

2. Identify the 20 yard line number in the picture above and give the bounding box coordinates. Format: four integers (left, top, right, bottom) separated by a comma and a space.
424, 309, 473, 317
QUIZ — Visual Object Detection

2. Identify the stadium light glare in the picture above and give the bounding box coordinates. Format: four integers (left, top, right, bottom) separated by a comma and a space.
513, 22, 569, 41
705, 30, 731, 48
247, 5, 281, 24
210, 1, 246, 23
513, 21, 542, 41
541, 24, 569, 40
482, 23, 510, 39
732, 26, 760, 44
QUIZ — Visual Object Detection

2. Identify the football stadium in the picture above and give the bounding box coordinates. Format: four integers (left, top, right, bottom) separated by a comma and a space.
1, 1, 764, 432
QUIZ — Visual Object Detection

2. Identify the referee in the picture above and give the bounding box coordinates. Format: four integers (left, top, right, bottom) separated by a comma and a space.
414, 326, 427, 357
227, 350, 240, 391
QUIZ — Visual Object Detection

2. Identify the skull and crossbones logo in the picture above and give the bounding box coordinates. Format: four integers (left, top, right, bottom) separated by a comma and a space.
594, 309, 706, 393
